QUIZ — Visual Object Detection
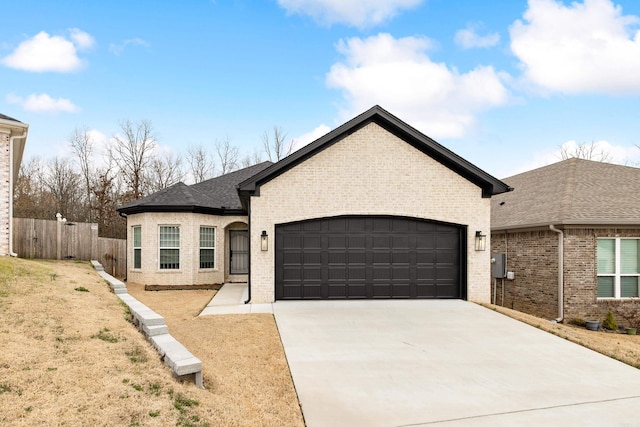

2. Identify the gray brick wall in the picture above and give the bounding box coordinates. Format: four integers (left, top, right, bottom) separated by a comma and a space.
491, 227, 640, 324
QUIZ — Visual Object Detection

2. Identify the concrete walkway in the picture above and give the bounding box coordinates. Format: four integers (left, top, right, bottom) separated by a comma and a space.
273, 299, 640, 427
199, 283, 273, 315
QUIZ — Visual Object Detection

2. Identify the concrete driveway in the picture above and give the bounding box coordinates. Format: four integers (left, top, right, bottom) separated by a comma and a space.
273, 300, 640, 427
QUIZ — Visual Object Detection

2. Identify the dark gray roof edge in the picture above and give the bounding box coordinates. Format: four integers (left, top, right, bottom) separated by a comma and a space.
237, 105, 511, 198
117, 204, 246, 216
492, 220, 640, 232
0, 113, 23, 123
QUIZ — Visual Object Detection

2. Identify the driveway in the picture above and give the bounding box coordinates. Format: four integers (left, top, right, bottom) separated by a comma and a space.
273, 300, 640, 427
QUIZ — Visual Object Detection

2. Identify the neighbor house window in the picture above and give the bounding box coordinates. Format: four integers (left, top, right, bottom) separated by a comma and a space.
597, 238, 640, 298
159, 226, 180, 270
199, 226, 216, 269
133, 226, 141, 269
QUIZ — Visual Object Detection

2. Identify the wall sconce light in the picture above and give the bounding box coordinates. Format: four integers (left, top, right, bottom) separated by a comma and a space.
261, 230, 268, 251
475, 231, 486, 251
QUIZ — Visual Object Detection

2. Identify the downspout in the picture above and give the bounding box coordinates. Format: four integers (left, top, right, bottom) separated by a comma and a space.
8, 129, 27, 257
549, 224, 563, 322
244, 202, 251, 304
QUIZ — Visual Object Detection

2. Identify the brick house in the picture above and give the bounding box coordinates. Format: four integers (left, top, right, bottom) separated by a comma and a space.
491, 158, 640, 323
0, 114, 28, 257
119, 106, 510, 303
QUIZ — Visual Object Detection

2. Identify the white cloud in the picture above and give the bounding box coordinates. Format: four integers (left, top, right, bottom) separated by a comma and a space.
510, 0, 640, 94
326, 33, 510, 139
1, 29, 94, 72
69, 28, 96, 49
291, 124, 332, 152
7, 93, 79, 113
454, 25, 500, 48
277, 0, 422, 28
109, 38, 150, 55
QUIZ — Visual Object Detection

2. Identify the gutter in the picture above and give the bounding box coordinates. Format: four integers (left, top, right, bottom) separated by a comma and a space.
549, 224, 564, 322
8, 128, 28, 257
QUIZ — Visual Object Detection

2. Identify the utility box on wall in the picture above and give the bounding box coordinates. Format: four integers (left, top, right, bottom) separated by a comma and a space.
492, 253, 506, 278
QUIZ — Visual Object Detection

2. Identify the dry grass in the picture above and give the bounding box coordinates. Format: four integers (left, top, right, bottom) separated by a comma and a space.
127, 282, 304, 427
0, 258, 303, 427
482, 303, 640, 369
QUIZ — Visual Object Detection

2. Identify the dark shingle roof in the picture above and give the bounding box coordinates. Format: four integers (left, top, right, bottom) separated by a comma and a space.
117, 161, 272, 215
192, 161, 273, 209
491, 158, 640, 230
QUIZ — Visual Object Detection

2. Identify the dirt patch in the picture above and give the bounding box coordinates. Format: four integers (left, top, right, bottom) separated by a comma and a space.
0, 258, 303, 426
483, 303, 640, 369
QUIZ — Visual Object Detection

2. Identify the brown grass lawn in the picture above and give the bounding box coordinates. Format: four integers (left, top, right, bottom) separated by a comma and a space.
0, 258, 303, 427
3, 258, 640, 426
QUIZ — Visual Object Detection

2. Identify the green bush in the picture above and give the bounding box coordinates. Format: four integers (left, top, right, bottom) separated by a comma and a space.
602, 310, 618, 331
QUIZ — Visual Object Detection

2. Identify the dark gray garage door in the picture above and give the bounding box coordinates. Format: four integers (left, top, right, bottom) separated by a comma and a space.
275, 216, 465, 300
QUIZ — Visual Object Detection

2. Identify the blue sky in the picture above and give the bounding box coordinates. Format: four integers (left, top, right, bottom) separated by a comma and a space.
2, 0, 640, 179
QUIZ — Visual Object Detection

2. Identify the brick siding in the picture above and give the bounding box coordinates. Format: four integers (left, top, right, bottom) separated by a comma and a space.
126, 212, 247, 287
491, 227, 640, 324
250, 122, 492, 303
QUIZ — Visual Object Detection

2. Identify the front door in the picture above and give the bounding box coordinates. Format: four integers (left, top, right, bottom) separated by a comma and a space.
229, 230, 249, 275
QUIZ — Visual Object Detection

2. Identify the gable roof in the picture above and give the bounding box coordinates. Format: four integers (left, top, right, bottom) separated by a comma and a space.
0, 113, 22, 123
491, 158, 640, 230
237, 105, 511, 208
117, 161, 272, 215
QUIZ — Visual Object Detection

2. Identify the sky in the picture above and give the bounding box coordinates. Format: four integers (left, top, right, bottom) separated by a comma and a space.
2, 0, 640, 179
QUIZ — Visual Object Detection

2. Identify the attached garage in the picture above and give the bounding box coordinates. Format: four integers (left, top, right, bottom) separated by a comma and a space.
238, 105, 511, 304
275, 216, 465, 300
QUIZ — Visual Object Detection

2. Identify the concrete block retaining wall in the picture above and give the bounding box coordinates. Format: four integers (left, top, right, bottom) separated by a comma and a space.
91, 260, 203, 388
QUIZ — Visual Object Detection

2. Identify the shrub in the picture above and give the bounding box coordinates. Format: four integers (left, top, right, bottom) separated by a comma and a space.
602, 310, 618, 331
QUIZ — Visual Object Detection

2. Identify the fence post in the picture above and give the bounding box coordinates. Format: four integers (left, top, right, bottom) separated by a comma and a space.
56, 218, 61, 260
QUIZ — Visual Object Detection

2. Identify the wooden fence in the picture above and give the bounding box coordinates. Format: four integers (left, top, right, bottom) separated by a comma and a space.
13, 218, 127, 278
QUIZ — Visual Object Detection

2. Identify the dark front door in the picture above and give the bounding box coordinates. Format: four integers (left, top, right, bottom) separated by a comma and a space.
275, 216, 464, 300
229, 230, 249, 275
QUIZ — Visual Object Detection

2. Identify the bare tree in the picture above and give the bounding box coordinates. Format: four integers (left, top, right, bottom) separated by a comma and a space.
240, 147, 264, 168
147, 152, 185, 192
91, 162, 125, 239
262, 126, 293, 162
68, 126, 95, 220
44, 157, 83, 220
215, 138, 239, 175
109, 119, 157, 200
13, 157, 53, 219
186, 144, 215, 183
559, 141, 612, 162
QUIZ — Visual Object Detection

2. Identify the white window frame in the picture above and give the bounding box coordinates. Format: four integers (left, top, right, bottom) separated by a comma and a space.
597, 237, 640, 299
159, 225, 180, 270
132, 226, 142, 270
199, 226, 216, 270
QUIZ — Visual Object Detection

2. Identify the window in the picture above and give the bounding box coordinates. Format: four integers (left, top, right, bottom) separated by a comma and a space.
597, 238, 640, 298
133, 226, 141, 269
199, 226, 216, 269
159, 226, 180, 269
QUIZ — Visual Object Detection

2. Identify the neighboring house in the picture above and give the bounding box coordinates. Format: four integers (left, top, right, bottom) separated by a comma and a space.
0, 114, 28, 257
119, 105, 510, 303
491, 158, 640, 323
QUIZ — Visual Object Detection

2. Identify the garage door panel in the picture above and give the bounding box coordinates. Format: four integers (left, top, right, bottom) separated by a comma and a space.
276, 216, 463, 300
